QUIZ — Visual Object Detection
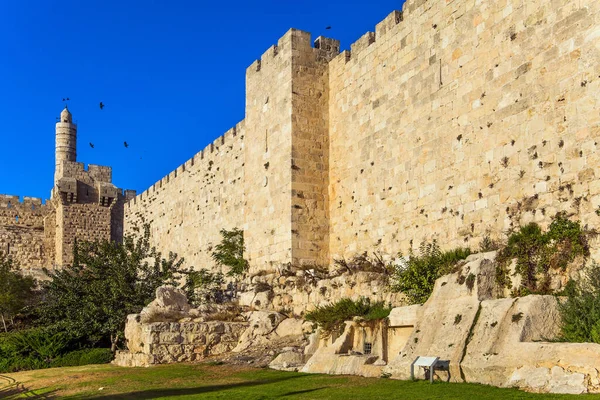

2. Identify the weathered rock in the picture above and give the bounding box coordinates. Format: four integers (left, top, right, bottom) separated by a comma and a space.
382, 252, 600, 394
300, 321, 385, 378
275, 318, 304, 337
140, 285, 194, 323
269, 351, 305, 371
233, 311, 286, 352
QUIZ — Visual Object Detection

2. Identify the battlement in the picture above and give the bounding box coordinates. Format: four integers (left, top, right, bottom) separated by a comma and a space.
247, 29, 340, 74
330, 10, 403, 67
127, 120, 245, 207
0, 194, 45, 208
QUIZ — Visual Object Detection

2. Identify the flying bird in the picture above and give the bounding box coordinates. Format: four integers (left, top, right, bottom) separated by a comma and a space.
325, 26, 332, 30
62, 97, 70, 101
89, 142, 95, 148
99, 102, 105, 110
124, 141, 129, 148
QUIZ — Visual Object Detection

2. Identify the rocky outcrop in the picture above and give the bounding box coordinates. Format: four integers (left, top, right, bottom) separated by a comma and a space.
300, 321, 386, 378
239, 270, 405, 315
382, 252, 600, 394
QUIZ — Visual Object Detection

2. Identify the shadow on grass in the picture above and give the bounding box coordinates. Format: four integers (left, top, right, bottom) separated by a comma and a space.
81, 373, 310, 399
279, 387, 327, 397
0, 374, 59, 399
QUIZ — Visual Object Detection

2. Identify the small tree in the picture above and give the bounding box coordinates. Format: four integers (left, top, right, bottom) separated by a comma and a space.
559, 262, 600, 343
212, 228, 248, 277
39, 224, 186, 351
183, 268, 225, 306
0, 252, 36, 332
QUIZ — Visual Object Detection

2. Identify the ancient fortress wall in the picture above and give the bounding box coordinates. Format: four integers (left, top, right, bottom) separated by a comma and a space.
328, 0, 600, 260
0, 195, 51, 272
125, 127, 246, 271
124, 0, 600, 273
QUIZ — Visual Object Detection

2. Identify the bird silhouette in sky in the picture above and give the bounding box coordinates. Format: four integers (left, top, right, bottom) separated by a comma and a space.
124, 141, 129, 148
99, 102, 105, 110
325, 26, 332, 30
62, 97, 70, 101
89, 143, 95, 148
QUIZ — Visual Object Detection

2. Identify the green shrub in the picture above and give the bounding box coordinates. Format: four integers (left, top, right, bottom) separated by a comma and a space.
496, 213, 590, 294
212, 228, 248, 277
391, 240, 471, 304
0, 327, 74, 372
51, 348, 113, 367
305, 297, 392, 336
559, 262, 600, 343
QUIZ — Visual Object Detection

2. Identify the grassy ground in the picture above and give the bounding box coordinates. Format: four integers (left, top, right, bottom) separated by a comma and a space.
2, 363, 600, 399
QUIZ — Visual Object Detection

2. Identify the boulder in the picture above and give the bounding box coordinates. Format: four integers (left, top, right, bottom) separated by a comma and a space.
140, 285, 194, 323
269, 351, 305, 371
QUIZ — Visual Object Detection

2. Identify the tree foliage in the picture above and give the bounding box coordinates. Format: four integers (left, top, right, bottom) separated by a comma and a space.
183, 268, 225, 306
559, 262, 600, 343
0, 252, 36, 332
391, 240, 471, 305
212, 228, 248, 277
38, 224, 186, 350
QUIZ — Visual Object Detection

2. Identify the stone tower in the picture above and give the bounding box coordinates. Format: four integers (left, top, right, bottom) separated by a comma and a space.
49, 106, 134, 267
54, 106, 77, 184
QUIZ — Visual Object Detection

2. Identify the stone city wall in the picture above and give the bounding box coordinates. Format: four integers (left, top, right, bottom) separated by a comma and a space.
0, 195, 51, 271
328, 0, 600, 260
124, 0, 600, 274
125, 126, 246, 272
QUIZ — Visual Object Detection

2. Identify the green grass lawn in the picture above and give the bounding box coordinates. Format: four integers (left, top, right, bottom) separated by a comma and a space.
2, 363, 600, 399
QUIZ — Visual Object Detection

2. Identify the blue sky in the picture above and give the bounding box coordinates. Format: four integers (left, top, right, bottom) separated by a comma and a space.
0, 0, 404, 200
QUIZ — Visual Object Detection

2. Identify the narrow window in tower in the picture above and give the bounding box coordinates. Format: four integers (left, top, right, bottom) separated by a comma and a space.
15, 215, 19, 223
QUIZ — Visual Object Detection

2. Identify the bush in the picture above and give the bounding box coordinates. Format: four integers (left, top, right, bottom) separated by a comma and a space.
496, 213, 591, 294
51, 348, 113, 368
39, 223, 186, 351
559, 262, 600, 343
305, 297, 392, 336
0, 327, 74, 372
391, 240, 471, 304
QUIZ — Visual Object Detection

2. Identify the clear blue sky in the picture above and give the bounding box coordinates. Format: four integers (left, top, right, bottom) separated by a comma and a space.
0, 0, 404, 201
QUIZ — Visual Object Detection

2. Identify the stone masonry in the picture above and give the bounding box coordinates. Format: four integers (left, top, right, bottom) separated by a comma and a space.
0, 107, 134, 275
125, 0, 600, 276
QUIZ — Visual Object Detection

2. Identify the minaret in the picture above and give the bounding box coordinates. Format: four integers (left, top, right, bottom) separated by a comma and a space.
54, 106, 77, 184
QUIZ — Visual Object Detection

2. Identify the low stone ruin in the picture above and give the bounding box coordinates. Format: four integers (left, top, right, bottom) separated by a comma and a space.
114, 285, 310, 368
